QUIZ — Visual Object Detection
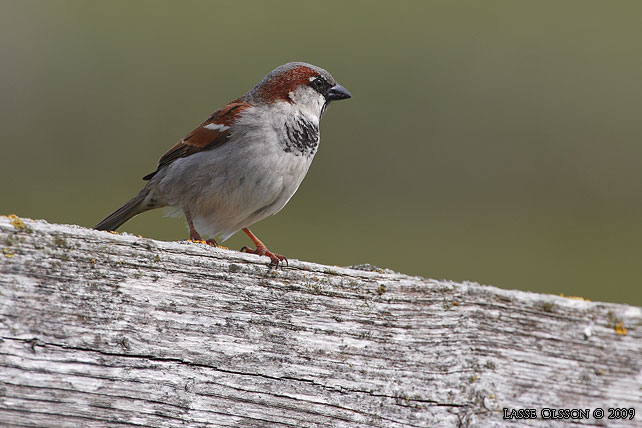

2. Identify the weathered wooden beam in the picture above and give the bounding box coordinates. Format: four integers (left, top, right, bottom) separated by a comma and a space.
0, 215, 640, 427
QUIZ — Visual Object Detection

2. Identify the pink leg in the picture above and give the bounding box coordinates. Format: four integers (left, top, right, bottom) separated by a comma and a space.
240, 227, 287, 267
185, 211, 218, 247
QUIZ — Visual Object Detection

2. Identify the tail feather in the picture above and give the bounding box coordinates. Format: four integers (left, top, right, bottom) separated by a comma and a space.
94, 190, 153, 231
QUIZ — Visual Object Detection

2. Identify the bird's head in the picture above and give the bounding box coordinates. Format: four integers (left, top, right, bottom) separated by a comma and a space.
244, 62, 351, 119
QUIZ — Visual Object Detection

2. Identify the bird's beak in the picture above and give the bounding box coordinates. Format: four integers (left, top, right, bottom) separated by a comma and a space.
325, 84, 352, 101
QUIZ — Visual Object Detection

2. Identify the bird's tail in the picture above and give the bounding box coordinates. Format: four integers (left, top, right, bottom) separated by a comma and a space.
94, 189, 155, 231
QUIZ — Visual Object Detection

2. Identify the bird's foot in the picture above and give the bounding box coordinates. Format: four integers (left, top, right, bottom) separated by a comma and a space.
186, 214, 219, 247
240, 245, 288, 267
188, 238, 220, 247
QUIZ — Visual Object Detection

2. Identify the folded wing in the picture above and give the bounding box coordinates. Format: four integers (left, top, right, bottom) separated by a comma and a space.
143, 101, 252, 180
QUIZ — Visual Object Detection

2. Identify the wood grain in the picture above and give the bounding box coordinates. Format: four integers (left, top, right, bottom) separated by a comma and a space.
1, 216, 640, 427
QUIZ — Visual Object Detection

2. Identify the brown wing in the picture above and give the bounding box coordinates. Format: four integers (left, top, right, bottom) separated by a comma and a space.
142, 100, 252, 180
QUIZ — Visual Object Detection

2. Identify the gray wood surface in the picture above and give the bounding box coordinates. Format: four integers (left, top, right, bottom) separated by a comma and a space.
1, 215, 640, 427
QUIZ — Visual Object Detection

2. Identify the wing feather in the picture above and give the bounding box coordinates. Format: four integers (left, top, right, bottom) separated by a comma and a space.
142, 100, 251, 180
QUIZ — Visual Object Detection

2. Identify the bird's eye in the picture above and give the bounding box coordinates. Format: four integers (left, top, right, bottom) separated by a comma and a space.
311, 77, 325, 91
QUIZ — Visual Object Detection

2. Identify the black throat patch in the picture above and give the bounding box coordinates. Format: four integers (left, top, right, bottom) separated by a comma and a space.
282, 117, 320, 157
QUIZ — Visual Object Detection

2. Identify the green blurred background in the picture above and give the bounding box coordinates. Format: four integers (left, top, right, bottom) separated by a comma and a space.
1, 1, 641, 305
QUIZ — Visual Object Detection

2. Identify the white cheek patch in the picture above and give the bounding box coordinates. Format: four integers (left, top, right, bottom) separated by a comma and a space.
309, 76, 316, 82
204, 123, 230, 132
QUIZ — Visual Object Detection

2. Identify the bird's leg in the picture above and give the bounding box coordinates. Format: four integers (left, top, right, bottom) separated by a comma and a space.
240, 227, 287, 267
185, 211, 218, 247
186, 214, 202, 241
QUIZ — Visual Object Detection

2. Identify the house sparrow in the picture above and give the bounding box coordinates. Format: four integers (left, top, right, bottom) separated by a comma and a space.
94, 62, 351, 266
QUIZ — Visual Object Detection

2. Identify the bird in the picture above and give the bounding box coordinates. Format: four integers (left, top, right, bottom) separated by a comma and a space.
94, 62, 351, 266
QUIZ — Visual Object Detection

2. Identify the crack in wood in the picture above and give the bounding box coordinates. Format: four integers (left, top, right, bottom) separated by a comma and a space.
3, 336, 468, 411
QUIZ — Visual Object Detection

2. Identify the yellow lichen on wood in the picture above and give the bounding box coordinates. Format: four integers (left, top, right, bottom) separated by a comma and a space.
188, 239, 225, 248
8, 214, 25, 230
560, 293, 591, 302
614, 322, 627, 336
189, 239, 208, 245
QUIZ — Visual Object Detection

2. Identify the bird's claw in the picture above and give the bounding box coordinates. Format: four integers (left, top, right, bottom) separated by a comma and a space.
240, 245, 288, 267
